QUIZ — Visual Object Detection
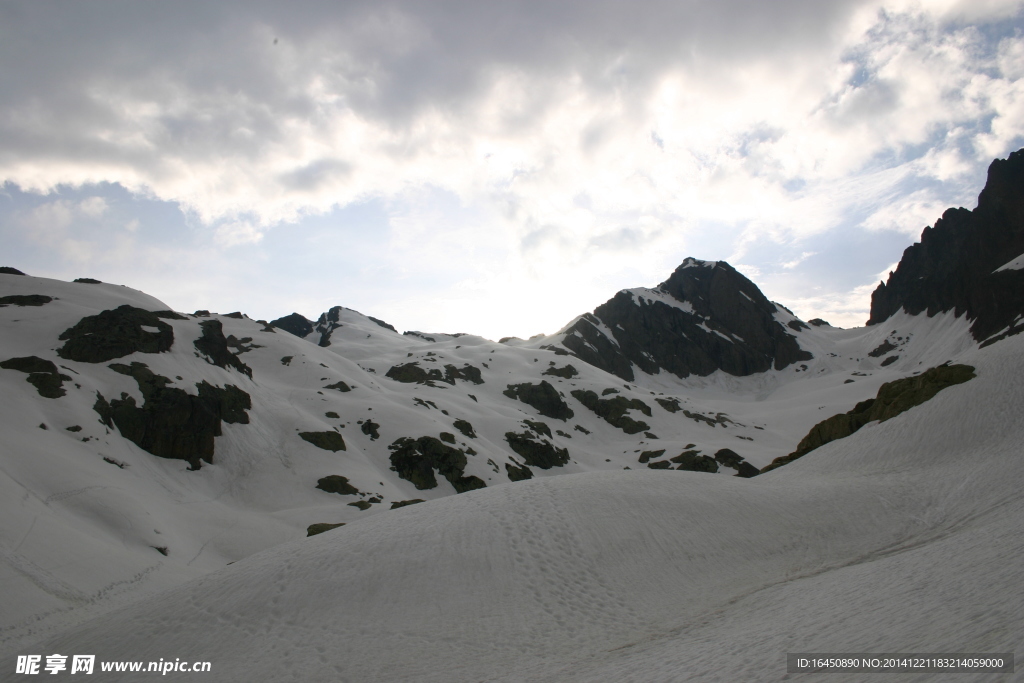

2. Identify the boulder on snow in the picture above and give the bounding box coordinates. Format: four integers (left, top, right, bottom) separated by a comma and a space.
300, 431, 347, 452
388, 436, 486, 493
0, 294, 52, 307
0, 355, 69, 398
503, 381, 574, 421
570, 390, 650, 434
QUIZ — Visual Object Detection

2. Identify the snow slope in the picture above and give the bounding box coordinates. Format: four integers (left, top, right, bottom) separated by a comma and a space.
0, 270, 989, 654
13, 330, 1023, 682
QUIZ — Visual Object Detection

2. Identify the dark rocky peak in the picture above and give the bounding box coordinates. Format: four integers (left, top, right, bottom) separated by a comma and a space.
314, 306, 345, 346
555, 258, 811, 381
868, 148, 1024, 344
270, 312, 314, 338
404, 331, 467, 343
313, 306, 400, 346
368, 316, 397, 332
273, 306, 398, 345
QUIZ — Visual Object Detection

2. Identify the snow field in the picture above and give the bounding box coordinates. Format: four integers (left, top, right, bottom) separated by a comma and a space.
19, 332, 1024, 682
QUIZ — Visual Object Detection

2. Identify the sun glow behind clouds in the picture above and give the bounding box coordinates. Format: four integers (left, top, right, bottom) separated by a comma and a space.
1, 0, 1023, 337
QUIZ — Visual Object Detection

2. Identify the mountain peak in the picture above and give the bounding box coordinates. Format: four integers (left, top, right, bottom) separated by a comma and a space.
550, 258, 812, 381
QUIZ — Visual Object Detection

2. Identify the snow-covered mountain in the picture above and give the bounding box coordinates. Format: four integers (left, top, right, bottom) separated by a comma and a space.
1, 150, 1023, 680
522, 257, 813, 381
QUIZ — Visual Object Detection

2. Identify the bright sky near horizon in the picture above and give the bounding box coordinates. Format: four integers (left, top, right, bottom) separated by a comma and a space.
2, 0, 1023, 340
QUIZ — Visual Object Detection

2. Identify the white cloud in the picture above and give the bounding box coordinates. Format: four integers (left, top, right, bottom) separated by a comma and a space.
1, 1, 1023, 336
214, 220, 264, 248
782, 252, 817, 269
78, 196, 108, 218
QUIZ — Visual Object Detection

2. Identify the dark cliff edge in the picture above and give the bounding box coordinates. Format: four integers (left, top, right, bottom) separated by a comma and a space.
868, 149, 1024, 344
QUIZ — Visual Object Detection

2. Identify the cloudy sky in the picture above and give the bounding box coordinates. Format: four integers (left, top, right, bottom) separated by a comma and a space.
2, 0, 1023, 339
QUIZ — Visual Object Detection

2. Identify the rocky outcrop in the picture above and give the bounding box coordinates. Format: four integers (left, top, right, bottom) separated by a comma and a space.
300, 431, 347, 452
868, 149, 1024, 343
57, 306, 176, 363
315, 475, 360, 495
505, 460, 534, 481
542, 364, 578, 379
360, 420, 380, 440
503, 431, 570, 469
453, 419, 476, 438
0, 294, 51, 307
712, 448, 759, 478
0, 356, 69, 398
307, 522, 346, 536
388, 436, 486, 492
94, 362, 251, 469
761, 364, 976, 473
553, 259, 811, 381
194, 320, 253, 378
367, 316, 397, 332
570, 390, 651, 434
502, 381, 574, 420
313, 306, 344, 346
270, 312, 314, 338
386, 362, 484, 386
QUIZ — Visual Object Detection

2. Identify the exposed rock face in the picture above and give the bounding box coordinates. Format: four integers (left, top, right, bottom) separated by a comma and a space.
300, 431, 347, 452
94, 362, 251, 469
638, 449, 665, 464
655, 397, 682, 413
553, 259, 812, 381
503, 431, 570, 469
57, 306, 175, 363
315, 475, 359, 495
270, 312, 314, 338
712, 448, 759, 478
0, 294, 52, 307
367, 316, 397, 332
505, 460, 533, 481
390, 499, 424, 509
570, 390, 651, 434
502, 381, 574, 421
670, 451, 718, 473
194, 320, 253, 378
313, 306, 344, 346
868, 149, 1024, 343
761, 364, 976, 473
453, 419, 476, 438
542, 364, 578, 379
386, 362, 484, 386
360, 420, 380, 440
388, 436, 486, 492
0, 356, 69, 398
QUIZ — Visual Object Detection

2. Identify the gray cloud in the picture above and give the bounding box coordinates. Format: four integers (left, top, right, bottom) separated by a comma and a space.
0, 0, 868, 161
279, 159, 352, 191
